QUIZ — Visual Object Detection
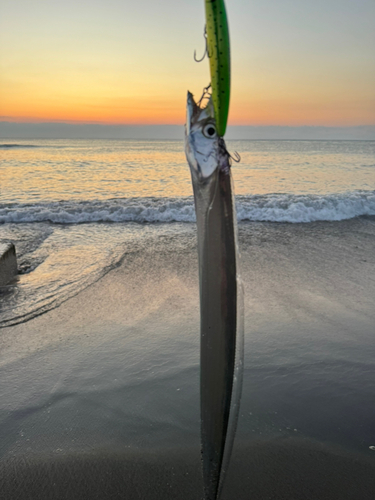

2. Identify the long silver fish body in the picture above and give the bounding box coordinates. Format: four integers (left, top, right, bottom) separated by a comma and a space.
185, 92, 244, 500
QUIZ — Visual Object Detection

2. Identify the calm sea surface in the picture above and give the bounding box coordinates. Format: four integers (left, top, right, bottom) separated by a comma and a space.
1, 139, 375, 202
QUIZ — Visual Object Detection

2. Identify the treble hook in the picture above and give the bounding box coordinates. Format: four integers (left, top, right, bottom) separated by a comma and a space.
194, 26, 208, 62
227, 150, 241, 167
197, 83, 212, 107
219, 137, 241, 168
230, 151, 241, 163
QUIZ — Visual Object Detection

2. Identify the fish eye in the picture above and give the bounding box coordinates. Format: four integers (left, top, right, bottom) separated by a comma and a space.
202, 124, 217, 139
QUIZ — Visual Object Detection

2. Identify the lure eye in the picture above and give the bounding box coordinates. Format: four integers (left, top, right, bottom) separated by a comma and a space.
202, 124, 217, 139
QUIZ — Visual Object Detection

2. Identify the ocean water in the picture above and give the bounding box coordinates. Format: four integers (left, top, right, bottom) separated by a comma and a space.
1, 138, 374, 327
1, 138, 375, 489
1, 139, 375, 222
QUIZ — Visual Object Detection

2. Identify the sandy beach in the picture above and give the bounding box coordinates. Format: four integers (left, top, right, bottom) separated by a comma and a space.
1, 217, 374, 498
1, 438, 375, 499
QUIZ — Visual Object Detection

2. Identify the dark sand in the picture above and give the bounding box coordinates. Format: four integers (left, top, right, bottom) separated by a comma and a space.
1, 438, 375, 499
1, 219, 375, 499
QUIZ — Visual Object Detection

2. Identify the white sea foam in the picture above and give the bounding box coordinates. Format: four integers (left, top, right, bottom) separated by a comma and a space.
1, 191, 374, 225
236, 191, 375, 223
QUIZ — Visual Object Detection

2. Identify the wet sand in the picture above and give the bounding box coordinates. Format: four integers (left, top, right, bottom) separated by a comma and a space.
1, 218, 375, 498
1, 438, 375, 499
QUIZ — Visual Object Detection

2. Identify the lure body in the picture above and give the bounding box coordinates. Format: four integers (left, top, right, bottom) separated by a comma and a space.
205, 0, 230, 137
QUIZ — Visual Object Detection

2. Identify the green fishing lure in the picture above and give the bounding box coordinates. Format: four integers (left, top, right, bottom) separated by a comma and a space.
205, 0, 230, 137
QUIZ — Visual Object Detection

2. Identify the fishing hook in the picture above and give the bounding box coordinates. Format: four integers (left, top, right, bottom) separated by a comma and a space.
218, 137, 241, 170
197, 83, 212, 108
229, 151, 241, 163
194, 26, 209, 62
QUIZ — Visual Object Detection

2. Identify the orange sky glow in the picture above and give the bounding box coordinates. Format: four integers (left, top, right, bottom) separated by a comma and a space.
1, 0, 374, 127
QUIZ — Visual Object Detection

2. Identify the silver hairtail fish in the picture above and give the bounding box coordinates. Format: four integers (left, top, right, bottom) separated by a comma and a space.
185, 92, 244, 500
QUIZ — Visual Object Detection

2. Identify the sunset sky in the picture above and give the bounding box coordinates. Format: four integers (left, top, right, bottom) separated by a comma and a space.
1, 0, 374, 127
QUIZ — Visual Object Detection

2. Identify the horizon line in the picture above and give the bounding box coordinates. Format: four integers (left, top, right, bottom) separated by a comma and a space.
1, 121, 375, 128
1, 122, 374, 141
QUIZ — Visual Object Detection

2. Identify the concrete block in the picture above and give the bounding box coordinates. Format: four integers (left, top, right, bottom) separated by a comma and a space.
0, 242, 18, 286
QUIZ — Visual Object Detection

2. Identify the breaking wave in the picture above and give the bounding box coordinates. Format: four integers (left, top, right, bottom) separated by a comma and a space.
1, 191, 374, 224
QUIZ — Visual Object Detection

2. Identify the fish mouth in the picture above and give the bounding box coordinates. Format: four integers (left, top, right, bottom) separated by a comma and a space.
186, 91, 215, 132
186, 92, 199, 136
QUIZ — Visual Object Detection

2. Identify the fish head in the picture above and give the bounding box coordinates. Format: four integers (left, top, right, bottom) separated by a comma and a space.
185, 92, 220, 181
